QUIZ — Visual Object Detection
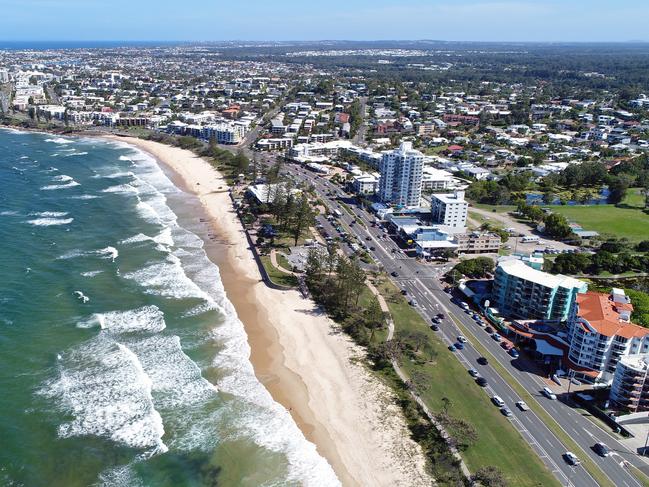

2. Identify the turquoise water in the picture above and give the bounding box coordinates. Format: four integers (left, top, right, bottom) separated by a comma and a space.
0, 129, 338, 487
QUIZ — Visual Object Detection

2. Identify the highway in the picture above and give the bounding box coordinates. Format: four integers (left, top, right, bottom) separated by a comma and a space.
285, 163, 647, 487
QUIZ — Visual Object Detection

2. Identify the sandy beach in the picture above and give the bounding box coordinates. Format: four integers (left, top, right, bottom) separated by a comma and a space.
108, 136, 430, 487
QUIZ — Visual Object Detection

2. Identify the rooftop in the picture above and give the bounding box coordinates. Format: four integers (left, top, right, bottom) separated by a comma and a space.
497, 259, 587, 290
576, 291, 647, 339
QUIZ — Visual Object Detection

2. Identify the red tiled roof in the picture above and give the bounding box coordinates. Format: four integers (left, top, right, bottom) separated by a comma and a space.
577, 292, 648, 339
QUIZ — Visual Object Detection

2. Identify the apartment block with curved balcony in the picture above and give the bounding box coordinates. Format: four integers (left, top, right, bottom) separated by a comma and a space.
567, 289, 649, 384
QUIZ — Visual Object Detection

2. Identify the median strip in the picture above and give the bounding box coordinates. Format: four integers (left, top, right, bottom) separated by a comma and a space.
451, 315, 616, 487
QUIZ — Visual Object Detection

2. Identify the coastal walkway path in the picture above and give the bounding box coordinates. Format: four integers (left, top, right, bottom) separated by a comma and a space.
269, 249, 298, 275
365, 279, 472, 483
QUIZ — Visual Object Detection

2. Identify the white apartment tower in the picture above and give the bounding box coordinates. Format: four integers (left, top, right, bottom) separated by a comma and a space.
430, 190, 469, 228
378, 142, 424, 207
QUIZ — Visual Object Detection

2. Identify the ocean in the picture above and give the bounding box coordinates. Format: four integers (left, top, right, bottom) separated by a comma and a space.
0, 129, 338, 487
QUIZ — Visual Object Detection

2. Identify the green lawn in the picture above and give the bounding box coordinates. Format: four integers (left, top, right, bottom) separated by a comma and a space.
550, 189, 649, 242
377, 279, 559, 487
259, 255, 298, 288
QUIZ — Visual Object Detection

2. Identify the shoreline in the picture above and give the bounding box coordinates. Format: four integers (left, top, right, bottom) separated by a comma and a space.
101, 135, 431, 486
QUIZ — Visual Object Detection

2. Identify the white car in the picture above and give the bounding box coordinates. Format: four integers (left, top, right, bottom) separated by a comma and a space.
491, 395, 505, 408
457, 335, 468, 343
542, 387, 557, 400
516, 401, 530, 411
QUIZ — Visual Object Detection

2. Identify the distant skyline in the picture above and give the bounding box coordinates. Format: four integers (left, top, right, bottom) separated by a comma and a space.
3, 0, 649, 43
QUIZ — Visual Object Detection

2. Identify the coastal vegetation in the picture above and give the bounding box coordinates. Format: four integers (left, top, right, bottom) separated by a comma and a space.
304, 253, 559, 486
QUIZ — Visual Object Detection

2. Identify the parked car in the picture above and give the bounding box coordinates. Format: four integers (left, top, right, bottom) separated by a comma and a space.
476, 377, 488, 387
468, 369, 479, 377
477, 356, 489, 365
437, 313, 445, 319
563, 451, 580, 466
516, 401, 529, 411
509, 349, 520, 358
542, 387, 557, 400
455, 342, 464, 350
448, 344, 457, 352
409, 299, 418, 307
457, 335, 467, 343
431, 324, 440, 331
593, 442, 610, 457
501, 407, 513, 417
391, 271, 399, 277
485, 326, 494, 334
491, 333, 502, 342
492, 395, 505, 407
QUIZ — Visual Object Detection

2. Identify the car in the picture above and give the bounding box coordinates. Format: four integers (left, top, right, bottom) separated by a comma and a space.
476, 377, 488, 387
593, 442, 610, 457
448, 344, 457, 352
464, 309, 471, 314
501, 407, 513, 417
516, 401, 529, 411
509, 349, 520, 358
391, 249, 396, 253
431, 324, 440, 331
444, 287, 452, 294
391, 271, 399, 277
500, 341, 510, 350
485, 326, 494, 334
542, 387, 557, 400
437, 313, 445, 319
401, 289, 408, 295
563, 451, 580, 466
365, 236, 371, 241
457, 335, 467, 343
491, 395, 505, 407
477, 356, 489, 365
472, 314, 480, 320
409, 299, 418, 307
491, 333, 502, 342
468, 368, 479, 377
369, 246, 375, 251
455, 342, 464, 350
476, 320, 486, 328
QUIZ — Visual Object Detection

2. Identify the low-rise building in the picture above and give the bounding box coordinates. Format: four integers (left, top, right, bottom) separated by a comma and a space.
454, 232, 501, 254
351, 173, 379, 195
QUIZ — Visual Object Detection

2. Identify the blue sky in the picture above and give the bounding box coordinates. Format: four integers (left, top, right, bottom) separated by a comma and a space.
2, 0, 648, 42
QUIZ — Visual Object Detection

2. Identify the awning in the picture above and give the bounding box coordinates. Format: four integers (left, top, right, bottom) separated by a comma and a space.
534, 338, 564, 356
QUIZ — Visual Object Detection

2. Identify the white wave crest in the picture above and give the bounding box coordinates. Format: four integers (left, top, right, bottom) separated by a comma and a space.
68, 194, 99, 200
26, 217, 73, 226
74, 291, 90, 303
40, 337, 167, 454
52, 174, 74, 182
45, 137, 73, 144
40, 180, 80, 191
98, 246, 119, 262
81, 270, 104, 277
30, 211, 69, 218
64, 151, 88, 157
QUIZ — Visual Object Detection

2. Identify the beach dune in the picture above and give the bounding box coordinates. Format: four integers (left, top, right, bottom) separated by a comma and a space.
110, 136, 430, 487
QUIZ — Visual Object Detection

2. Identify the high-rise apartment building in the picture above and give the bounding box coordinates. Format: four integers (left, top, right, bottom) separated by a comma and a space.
378, 142, 424, 208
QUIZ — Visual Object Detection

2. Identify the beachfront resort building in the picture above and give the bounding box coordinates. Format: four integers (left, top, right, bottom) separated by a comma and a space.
492, 259, 588, 322
567, 289, 649, 385
378, 141, 424, 208
430, 190, 468, 229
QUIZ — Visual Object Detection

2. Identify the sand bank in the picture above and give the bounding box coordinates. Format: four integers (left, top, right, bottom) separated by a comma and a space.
109, 136, 430, 487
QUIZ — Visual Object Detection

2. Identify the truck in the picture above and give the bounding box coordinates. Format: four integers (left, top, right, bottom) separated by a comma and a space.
332, 209, 343, 218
